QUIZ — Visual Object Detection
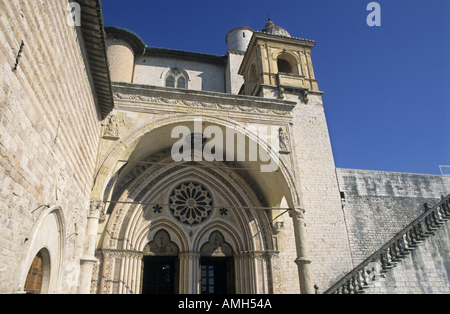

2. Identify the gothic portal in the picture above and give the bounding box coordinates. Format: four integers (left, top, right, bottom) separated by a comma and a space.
93, 152, 281, 294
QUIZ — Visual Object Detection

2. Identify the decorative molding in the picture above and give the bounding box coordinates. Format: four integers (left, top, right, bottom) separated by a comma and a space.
179, 252, 201, 260
102, 113, 126, 137
234, 250, 279, 260
89, 200, 105, 221
102, 250, 144, 259
114, 92, 292, 116
78, 0, 114, 119
200, 231, 233, 257
111, 82, 296, 118
144, 229, 180, 254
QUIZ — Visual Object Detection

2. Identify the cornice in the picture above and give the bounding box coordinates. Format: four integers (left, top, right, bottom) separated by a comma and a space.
111, 82, 296, 118
144, 47, 228, 66
78, 0, 114, 119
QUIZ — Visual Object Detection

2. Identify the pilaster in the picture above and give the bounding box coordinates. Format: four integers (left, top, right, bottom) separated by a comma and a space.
179, 252, 201, 294
78, 200, 104, 294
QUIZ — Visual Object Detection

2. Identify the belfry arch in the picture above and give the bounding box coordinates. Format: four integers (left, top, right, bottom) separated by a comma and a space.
85, 114, 312, 294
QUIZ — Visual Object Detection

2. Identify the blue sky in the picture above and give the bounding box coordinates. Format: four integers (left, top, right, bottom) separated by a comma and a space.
101, 0, 450, 175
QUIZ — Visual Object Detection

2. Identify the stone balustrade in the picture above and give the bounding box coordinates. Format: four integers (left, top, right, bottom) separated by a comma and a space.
324, 194, 450, 294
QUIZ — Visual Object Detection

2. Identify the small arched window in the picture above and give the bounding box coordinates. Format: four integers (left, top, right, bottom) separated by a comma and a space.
165, 68, 187, 89
277, 59, 293, 74
177, 76, 186, 89
166, 76, 175, 88
276, 54, 298, 75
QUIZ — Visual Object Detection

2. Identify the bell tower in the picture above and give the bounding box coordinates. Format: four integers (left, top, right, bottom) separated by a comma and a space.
239, 19, 355, 290
238, 19, 319, 102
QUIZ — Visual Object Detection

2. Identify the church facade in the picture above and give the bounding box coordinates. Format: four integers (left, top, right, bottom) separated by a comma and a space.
0, 0, 449, 294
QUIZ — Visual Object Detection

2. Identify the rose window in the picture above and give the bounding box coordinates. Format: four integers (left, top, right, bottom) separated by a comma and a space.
169, 182, 212, 225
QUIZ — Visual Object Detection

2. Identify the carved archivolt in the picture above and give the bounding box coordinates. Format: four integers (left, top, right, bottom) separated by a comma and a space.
92, 114, 300, 208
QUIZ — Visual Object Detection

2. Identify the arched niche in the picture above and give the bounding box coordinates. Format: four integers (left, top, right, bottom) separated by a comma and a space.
15, 206, 66, 294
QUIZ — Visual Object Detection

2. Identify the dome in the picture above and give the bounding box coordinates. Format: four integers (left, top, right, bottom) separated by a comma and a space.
260, 19, 291, 37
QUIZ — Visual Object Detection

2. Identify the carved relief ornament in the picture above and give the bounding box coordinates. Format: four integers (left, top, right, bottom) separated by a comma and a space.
113, 92, 292, 116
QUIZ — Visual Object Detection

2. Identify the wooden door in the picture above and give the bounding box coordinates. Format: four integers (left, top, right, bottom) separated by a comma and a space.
24, 252, 44, 294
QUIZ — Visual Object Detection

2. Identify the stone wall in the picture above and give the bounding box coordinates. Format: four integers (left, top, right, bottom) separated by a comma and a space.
336, 168, 450, 266
225, 51, 245, 94
0, 0, 102, 293
133, 56, 226, 93
366, 221, 450, 294
289, 94, 354, 292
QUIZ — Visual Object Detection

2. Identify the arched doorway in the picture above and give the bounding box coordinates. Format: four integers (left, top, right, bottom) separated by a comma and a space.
90, 114, 304, 294
96, 156, 276, 294
141, 230, 180, 294
23, 248, 51, 294
200, 231, 235, 294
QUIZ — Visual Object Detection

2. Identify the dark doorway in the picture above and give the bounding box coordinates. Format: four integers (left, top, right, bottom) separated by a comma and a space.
200, 257, 234, 294
142, 256, 179, 294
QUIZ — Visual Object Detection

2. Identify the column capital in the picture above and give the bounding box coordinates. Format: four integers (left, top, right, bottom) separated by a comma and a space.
89, 200, 105, 220
290, 206, 305, 220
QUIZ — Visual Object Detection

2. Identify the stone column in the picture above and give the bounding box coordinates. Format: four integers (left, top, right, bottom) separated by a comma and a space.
265, 251, 281, 294
233, 252, 256, 294
290, 206, 314, 294
78, 200, 104, 294
178, 252, 201, 294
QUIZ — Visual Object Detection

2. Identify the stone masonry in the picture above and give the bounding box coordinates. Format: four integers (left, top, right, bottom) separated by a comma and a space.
0, 0, 103, 293
336, 168, 450, 267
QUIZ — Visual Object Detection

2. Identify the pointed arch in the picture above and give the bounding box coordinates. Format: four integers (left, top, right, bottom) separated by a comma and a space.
143, 229, 179, 254
101, 157, 269, 253
163, 67, 189, 89
92, 114, 303, 294
200, 230, 233, 256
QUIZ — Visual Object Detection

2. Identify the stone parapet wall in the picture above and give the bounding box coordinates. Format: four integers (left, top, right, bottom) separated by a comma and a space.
336, 168, 450, 265
367, 221, 450, 294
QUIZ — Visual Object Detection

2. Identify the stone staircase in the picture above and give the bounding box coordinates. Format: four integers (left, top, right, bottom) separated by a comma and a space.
324, 194, 450, 294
